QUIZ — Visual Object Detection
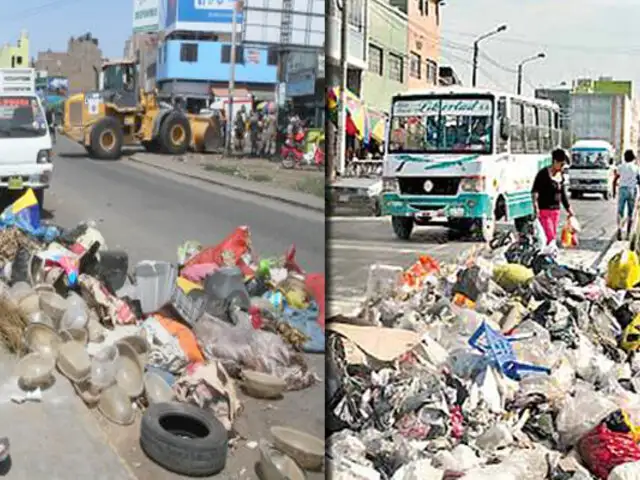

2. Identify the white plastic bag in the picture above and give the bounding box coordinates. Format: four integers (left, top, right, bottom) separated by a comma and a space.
533, 218, 547, 248
555, 384, 618, 448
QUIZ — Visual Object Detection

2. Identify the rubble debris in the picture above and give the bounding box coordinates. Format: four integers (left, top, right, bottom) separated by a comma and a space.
328, 223, 640, 480
0, 189, 324, 476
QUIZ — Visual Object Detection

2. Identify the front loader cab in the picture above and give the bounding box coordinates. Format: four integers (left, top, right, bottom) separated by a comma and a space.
99, 60, 139, 108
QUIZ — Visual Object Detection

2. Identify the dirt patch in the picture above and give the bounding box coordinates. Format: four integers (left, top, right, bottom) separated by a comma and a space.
187, 153, 325, 197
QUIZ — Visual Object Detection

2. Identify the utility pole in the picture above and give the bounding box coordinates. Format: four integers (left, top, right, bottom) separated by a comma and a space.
516, 64, 523, 95
226, 0, 240, 155
336, 0, 349, 177
471, 42, 478, 88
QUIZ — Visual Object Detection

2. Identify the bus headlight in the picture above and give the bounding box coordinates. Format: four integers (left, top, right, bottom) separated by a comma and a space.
459, 176, 486, 193
37, 149, 52, 164
382, 177, 399, 193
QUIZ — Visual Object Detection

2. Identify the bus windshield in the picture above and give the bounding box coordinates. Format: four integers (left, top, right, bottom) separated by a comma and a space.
571, 150, 610, 169
388, 96, 494, 155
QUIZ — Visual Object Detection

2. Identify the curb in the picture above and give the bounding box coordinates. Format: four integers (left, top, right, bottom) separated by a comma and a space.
128, 155, 325, 213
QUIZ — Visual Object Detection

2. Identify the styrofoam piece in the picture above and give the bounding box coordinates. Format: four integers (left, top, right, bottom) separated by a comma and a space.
133, 261, 177, 314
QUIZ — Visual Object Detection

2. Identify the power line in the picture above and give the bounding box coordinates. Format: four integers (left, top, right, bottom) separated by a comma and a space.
445, 28, 640, 56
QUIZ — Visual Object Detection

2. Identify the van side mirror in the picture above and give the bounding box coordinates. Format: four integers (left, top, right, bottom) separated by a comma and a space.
499, 117, 509, 140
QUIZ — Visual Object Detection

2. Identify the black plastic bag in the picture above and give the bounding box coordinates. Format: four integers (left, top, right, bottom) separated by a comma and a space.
10, 247, 31, 285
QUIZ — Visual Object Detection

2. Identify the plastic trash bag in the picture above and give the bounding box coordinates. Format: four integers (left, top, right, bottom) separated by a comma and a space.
492, 263, 535, 292
606, 250, 640, 290
561, 222, 579, 248
578, 422, 640, 479
608, 461, 640, 480
194, 314, 317, 390
555, 384, 618, 448
533, 218, 547, 249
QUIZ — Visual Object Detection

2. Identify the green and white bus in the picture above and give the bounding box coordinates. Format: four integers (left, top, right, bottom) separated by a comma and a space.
381, 87, 562, 242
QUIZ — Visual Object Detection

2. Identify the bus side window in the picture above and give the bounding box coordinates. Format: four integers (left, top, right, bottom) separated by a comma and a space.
510, 101, 524, 154
497, 97, 508, 152
551, 111, 561, 147
524, 104, 539, 154
539, 108, 551, 151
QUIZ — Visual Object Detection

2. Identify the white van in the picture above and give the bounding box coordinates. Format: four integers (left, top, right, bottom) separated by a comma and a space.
568, 139, 615, 200
0, 68, 53, 207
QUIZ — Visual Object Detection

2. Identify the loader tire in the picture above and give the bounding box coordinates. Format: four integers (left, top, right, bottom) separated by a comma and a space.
90, 117, 123, 160
159, 112, 191, 155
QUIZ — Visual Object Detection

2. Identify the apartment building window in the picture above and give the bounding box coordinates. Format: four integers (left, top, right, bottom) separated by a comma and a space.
425, 0, 429, 15
368, 44, 383, 76
436, 0, 440, 24
221, 45, 244, 64
348, 0, 364, 30
180, 43, 198, 63
389, 53, 404, 83
418, 0, 424, 15
409, 52, 421, 79
267, 47, 278, 66
426, 59, 438, 84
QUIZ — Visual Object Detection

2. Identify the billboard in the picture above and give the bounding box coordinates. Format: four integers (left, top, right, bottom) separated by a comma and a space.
133, 0, 160, 32
242, 0, 324, 49
165, 0, 243, 33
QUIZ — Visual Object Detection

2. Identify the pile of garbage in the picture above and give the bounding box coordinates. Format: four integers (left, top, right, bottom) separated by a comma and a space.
327, 228, 640, 480
0, 189, 325, 477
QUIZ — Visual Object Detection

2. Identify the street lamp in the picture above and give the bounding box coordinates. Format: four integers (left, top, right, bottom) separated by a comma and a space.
471, 24, 507, 87
517, 52, 546, 95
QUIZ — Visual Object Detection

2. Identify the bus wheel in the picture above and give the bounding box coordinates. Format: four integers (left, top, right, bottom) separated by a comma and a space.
603, 190, 610, 200
392, 216, 414, 240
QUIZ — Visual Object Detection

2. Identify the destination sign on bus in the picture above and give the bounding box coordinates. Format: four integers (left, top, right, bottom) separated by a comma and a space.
393, 98, 492, 117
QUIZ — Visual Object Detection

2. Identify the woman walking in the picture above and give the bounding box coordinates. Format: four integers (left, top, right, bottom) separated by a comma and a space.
615, 149, 640, 240
532, 148, 575, 245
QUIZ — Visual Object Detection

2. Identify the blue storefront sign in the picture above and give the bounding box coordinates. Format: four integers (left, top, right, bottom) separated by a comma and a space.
286, 70, 316, 97
165, 0, 242, 31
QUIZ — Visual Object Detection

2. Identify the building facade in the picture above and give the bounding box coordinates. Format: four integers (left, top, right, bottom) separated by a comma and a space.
568, 79, 636, 155
34, 33, 102, 93
0, 31, 29, 69
154, 0, 277, 112
285, 51, 324, 127
362, 0, 408, 113
390, 0, 441, 90
326, 0, 368, 95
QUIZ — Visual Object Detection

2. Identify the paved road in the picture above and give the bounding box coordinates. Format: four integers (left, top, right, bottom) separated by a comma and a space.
329, 196, 617, 303
1, 136, 325, 479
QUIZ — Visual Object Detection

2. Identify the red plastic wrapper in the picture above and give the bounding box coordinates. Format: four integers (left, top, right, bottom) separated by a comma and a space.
577, 423, 640, 479
185, 226, 254, 277
305, 273, 325, 329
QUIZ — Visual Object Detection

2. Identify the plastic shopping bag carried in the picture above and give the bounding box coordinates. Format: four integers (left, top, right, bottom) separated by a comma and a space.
560, 218, 579, 248
606, 250, 640, 290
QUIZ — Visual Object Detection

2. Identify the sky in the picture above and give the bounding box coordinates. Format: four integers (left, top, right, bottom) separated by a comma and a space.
2, 0, 133, 60
440, 0, 640, 95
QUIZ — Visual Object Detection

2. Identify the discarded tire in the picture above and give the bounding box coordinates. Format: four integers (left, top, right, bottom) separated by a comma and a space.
140, 402, 228, 477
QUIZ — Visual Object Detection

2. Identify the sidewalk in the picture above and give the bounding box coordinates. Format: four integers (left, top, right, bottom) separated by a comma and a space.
0, 351, 136, 480
128, 152, 325, 213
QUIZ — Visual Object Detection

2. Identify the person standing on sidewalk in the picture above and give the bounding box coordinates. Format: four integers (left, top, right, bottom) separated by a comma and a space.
615, 149, 640, 240
532, 148, 575, 245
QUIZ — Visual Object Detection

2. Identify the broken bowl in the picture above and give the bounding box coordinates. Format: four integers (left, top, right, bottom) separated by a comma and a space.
39, 291, 67, 325
270, 426, 324, 471
18, 292, 41, 316
17, 352, 56, 390
143, 372, 175, 404
98, 384, 135, 425
241, 370, 286, 399
114, 341, 144, 398
118, 335, 150, 366
59, 328, 89, 345
258, 439, 305, 480
57, 341, 91, 383
24, 323, 61, 359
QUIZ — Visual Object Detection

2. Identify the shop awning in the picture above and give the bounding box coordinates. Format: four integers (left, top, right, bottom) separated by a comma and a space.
210, 87, 251, 99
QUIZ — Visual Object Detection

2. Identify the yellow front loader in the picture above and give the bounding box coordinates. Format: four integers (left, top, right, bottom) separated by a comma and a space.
62, 59, 219, 160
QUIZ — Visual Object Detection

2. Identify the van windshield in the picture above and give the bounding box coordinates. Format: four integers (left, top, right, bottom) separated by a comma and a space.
0, 96, 48, 138
571, 150, 610, 169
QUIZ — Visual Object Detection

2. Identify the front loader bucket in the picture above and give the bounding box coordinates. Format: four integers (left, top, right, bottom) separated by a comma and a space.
188, 115, 223, 153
